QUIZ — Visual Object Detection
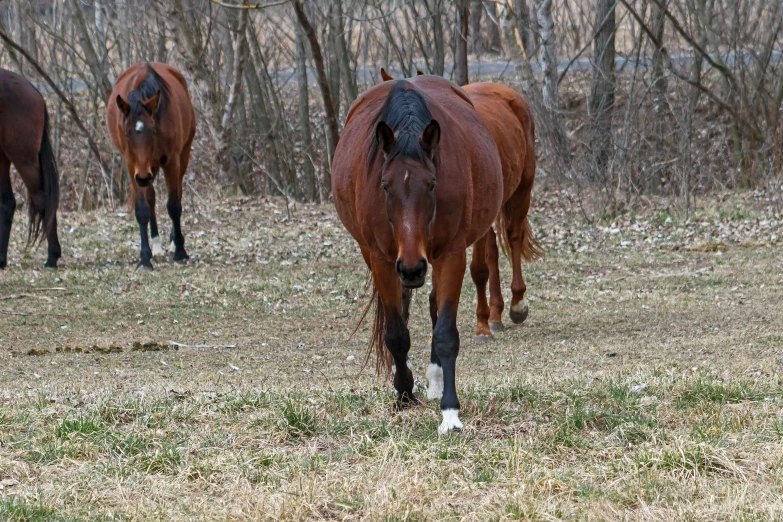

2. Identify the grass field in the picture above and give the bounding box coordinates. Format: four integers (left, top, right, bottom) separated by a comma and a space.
1, 188, 782, 520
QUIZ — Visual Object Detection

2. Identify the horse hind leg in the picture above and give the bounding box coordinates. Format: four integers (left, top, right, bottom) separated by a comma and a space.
469, 232, 492, 342
0, 154, 15, 269
487, 227, 505, 332
505, 184, 535, 324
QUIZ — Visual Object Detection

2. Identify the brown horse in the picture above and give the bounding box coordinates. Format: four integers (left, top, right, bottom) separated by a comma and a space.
106, 62, 196, 270
0, 68, 60, 269
463, 82, 543, 339
333, 76, 503, 433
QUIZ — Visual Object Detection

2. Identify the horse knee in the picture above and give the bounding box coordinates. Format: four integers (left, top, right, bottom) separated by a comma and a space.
469, 262, 489, 285
384, 315, 411, 358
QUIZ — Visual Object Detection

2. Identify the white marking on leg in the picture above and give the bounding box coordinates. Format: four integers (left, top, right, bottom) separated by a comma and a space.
406, 358, 418, 394
426, 363, 443, 400
438, 408, 463, 435
511, 298, 529, 314
151, 235, 163, 257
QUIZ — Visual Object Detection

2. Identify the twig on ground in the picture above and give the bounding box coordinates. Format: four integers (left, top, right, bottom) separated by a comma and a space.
168, 341, 238, 349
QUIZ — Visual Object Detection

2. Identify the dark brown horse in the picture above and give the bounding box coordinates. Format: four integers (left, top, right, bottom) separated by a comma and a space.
463, 82, 543, 340
333, 76, 503, 433
0, 68, 60, 269
106, 62, 196, 270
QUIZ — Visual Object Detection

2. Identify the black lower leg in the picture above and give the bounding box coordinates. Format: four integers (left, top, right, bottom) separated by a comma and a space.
135, 191, 153, 269
0, 189, 16, 269
385, 311, 415, 406
433, 302, 460, 413
44, 215, 61, 268
167, 196, 188, 262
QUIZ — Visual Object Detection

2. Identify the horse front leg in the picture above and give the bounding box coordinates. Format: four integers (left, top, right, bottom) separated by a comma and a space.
147, 167, 162, 257
430, 249, 467, 434
0, 157, 15, 269
164, 160, 188, 262
134, 187, 153, 270
372, 254, 416, 407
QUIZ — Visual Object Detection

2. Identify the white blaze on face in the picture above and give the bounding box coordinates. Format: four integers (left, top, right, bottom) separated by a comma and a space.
438, 409, 464, 434
135, 121, 145, 133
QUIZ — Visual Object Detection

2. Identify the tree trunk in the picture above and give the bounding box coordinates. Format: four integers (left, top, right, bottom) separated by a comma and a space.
454, 0, 470, 85
513, 0, 536, 58
68, 0, 112, 100
293, 0, 339, 196
430, 0, 445, 76
296, 24, 316, 202
487, 2, 503, 53
501, 3, 572, 178
650, 0, 668, 193
334, 0, 357, 106
588, 0, 616, 183
470, 1, 483, 56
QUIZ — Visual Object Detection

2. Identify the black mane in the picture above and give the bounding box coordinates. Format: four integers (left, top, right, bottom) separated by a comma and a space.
370, 80, 437, 168
127, 63, 170, 121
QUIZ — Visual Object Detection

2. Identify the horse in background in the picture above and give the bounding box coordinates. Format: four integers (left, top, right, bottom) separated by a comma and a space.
106, 62, 196, 270
0, 68, 60, 269
462, 82, 543, 339
333, 76, 503, 434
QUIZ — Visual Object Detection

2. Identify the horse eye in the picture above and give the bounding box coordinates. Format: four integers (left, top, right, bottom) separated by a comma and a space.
381, 183, 389, 193
429, 183, 436, 193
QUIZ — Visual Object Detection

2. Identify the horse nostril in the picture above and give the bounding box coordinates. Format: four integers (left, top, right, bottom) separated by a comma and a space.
395, 259, 405, 277
135, 173, 152, 187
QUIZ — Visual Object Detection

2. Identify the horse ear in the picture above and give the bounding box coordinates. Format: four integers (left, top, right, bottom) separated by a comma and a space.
142, 90, 161, 115
419, 119, 440, 160
116, 95, 131, 118
417, 70, 424, 76
380, 68, 393, 82
376, 121, 396, 155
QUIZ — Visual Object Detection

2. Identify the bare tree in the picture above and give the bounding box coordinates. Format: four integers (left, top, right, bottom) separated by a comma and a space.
588, 0, 617, 182
454, 0, 469, 85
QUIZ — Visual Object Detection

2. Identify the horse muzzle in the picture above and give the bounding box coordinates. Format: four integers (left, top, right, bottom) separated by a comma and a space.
135, 173, 152, 187
396, 258, 427, 288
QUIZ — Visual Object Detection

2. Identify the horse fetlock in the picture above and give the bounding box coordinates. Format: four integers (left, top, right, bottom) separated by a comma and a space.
172, 249, 189, 263
151, 235, 163, 257
136, 260, 154, 272
438, 408, 463, 434
510, 298, 529, 324
425, 363, 444, 400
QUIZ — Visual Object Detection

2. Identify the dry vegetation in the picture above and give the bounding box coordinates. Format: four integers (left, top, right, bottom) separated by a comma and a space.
1, 188, 782, 520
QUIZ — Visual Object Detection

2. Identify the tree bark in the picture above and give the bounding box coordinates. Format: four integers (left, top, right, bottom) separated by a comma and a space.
454, 0, 470, 85
68, 0, 112, 100
501, 3, 572, 178
650, 0, 668, 193
588, 0, 616, 182
293, 0, 339, 195
296, 24, 316, 202
334, 0, 357, 106
470, 0, 483, 56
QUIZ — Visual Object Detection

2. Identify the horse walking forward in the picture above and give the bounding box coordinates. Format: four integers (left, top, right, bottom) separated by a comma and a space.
106, 62, 196, 270
332, 76, 503, 433
462, 82, 543, 340
0, 68, 60, 269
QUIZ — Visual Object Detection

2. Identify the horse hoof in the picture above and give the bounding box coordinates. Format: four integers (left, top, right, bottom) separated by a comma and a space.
473, 334, 492, 344
44, 261, 58, 269
489, 321, 505, 333
438, 409, 464, 435
172, 252, 189, 264
136, 262, 153, 272
510, 299, 529, 324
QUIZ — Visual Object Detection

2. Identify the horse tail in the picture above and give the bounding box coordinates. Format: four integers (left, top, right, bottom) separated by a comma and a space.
494, 211, 512, 261
520, 215, 544, 262
350, 271, 393, 378
28, 104, 59, 246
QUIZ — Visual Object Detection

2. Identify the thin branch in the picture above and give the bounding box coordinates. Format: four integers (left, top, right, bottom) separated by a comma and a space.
211, 0, 290, 8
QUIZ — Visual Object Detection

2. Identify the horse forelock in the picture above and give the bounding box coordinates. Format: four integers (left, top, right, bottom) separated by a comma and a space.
368, 81, 438, 173
127, 63, 170, 121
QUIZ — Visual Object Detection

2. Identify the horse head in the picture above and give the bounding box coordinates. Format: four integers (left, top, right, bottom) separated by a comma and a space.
374, 86, 440, 289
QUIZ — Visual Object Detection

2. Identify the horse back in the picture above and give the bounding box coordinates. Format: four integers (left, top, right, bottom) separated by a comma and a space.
463, 82, 535, 203
0, 68, 45, 165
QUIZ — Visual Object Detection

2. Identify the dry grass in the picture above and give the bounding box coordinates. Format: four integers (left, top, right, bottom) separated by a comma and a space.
1, 188, 782, 520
